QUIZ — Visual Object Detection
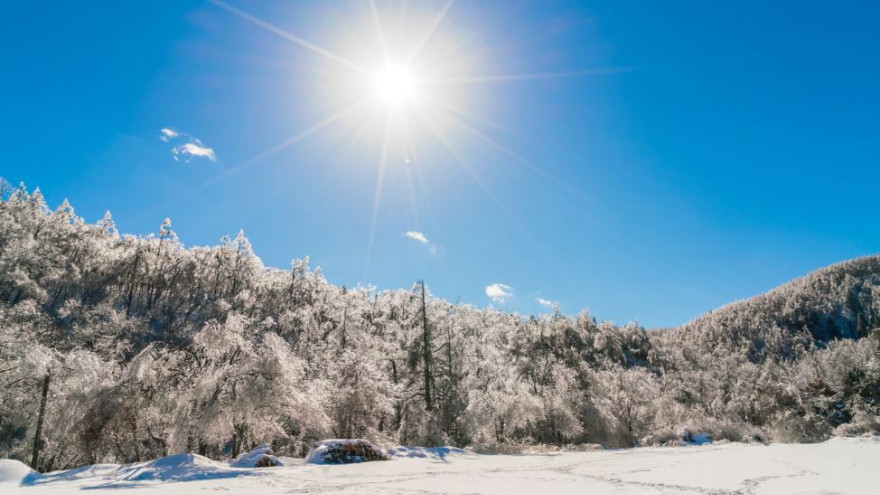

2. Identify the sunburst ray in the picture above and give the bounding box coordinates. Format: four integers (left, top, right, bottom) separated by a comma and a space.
431, 66, 634, 85
415, 107, 574, 284
413, 107, 517, 231
401, 118, 422, 231
420, 94, 523, 141
210, 0, 371, 76
369, 0, 391, 64
197, 99, 371, 192
405, 0, 455, 66
364, 112, 394, 279
424, 97, 593, 206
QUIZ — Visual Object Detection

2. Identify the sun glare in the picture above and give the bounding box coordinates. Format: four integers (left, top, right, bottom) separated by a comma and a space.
373, 65, 417, 104
208, 0, 609, 277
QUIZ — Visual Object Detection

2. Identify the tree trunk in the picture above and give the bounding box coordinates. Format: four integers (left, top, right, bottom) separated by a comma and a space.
126, 251, 140, 317
31, 373, 51, 470
341, 287, 348, 349
420, 280, 432, 410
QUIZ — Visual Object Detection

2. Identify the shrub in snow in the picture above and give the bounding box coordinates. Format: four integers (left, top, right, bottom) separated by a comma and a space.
680, 428, 711, 445
230, 444, 283, 468
832, 396, 880, 438
306, 439, 389, 464
387, 446, 470, 459
690, 433, 712, 445
566, 443, 603, 452
641, 431, 686, 447
472, 443, 529, 455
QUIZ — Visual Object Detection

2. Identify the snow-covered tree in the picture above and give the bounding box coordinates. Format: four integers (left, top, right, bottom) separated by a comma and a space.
1, 182, 879, 468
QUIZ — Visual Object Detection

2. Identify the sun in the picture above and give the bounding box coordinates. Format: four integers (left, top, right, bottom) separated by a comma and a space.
373, 64, 417, 104
208, 0, 605, 277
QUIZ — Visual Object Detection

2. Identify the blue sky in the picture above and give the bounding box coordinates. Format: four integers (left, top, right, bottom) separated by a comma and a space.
2, 1, 878, 327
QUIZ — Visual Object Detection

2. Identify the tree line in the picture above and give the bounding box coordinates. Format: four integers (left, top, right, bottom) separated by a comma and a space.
0, 180, 878, 472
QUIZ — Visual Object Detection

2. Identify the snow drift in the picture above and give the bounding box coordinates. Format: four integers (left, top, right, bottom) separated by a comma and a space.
102, 453, 251, 482
0, 459, 39, 486
12, 453, 257, 489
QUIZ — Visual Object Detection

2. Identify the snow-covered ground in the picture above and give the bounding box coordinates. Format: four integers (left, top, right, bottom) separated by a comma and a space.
3, 438, 879, 494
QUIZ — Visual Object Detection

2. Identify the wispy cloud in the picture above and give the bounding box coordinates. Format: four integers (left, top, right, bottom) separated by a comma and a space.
159, 128, 216, 162
486, 283, 514, 303
159, 128, 179, 142
173, 141, 216, 162
404, 231, 437, 254
536, 297, 558, 308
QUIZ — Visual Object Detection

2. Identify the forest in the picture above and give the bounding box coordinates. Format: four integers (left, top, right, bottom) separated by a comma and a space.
1, 180, 878, 472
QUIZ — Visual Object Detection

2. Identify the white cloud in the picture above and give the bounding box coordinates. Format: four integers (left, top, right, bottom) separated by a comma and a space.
159, 128, 179, 142
404, 231, 438, 254
486, 283, 514, 303
536, 297, 558, 308
173, 141, 216, 162
405, 231, 429, 244
160, 128, 216, 162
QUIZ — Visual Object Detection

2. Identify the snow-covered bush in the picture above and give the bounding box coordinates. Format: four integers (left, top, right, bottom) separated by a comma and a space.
230, 444, 283, 468
305, 439, 389, 464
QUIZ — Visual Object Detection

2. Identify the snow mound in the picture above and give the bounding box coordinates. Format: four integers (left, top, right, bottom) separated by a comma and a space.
230, 444, 284, 468
387, 446, 471, 460
306, 439, 390, 464
0, 459, 40, 486
111, 453, 254, 482
30, 453, 257, 487
34, 463, 121, 485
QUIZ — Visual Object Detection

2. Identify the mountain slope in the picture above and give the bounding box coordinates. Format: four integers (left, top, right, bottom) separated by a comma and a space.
684, 255, 880, 342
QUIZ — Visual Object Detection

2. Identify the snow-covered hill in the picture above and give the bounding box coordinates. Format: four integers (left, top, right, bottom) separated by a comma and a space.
3, 438, 879, 494
2, 186, 879, 466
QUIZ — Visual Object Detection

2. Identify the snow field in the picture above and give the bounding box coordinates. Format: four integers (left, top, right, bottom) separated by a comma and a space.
2, 437, 878, 494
